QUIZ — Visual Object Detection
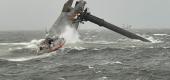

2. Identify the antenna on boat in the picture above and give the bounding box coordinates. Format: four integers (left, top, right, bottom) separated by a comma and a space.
44, 27, 50, 38
45, 27, 48, 35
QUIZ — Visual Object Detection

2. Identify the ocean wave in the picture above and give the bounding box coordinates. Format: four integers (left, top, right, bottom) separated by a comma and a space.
118, 38, 141, 42
84, 41, 117, 45
0, 39, 43, 47
25, 39, 44, 49
67, 47, 130, 54
0, 42, 29, 45
6, 39, 43, 52
8, 47, 23, 51
153, 34, 168, 36
146, 36, 163, 43
66, 46, 86, 50
99, 60, 123, 65
3, 52, 54, 62
137, 34, 163, 43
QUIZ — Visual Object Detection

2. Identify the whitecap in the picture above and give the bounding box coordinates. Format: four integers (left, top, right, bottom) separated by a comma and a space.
153, 34, 168, 36
66, 46, 86, 50
100, 60, 123, 65
93, 48, 100, 50
0, 42, 29, 46
73, 46, 86, 50
163, 47, 170, 49
88, 65, 94, 69
146, 36, 163, 43
98, 77, 108, 80
0, 39, 43, 49
137, 34, 163, 43
131, 46, 136, 48
84, 41, 116, 45
4, 52, 54, 62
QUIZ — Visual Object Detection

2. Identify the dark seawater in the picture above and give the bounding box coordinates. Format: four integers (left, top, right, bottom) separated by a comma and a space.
0, 29, 170, 80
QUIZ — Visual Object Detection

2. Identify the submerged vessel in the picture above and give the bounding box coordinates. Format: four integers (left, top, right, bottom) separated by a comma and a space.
38, 0, 150, 54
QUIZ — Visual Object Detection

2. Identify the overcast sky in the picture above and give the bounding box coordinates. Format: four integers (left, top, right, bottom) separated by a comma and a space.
0, 0, 170, 31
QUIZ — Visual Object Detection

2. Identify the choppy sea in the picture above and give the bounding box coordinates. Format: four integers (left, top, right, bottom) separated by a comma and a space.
0, 29, 170, 80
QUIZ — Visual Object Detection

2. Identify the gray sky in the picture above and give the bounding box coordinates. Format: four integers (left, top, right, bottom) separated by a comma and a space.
0, 0, 170, 31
